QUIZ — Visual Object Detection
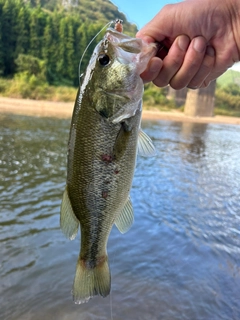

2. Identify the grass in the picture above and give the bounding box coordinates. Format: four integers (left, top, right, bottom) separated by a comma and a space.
0, 77, 76, 102
214, 108, 240, 117
0, 76, 240, 118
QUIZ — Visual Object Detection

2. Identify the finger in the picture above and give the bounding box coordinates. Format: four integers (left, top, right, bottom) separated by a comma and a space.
187, 46, 215, 89
153, 35, 191, 87
170, 36, 207, 90
136, 34, 156, 44
140, 57, 163, 83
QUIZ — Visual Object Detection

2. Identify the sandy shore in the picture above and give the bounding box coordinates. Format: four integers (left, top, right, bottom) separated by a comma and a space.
0, 96, 240, 125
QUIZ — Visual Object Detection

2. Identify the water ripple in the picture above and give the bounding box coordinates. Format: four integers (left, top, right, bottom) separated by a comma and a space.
1, 115, 240, 320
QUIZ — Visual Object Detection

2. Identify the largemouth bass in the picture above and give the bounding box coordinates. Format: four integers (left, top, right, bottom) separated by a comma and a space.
60, 24, 156, 304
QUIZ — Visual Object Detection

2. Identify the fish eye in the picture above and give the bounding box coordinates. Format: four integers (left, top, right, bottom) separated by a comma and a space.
98, 54, 110, 66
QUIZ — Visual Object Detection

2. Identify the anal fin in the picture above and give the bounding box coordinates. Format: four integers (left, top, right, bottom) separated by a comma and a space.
115, 197, 134, 234
60, 186, 79, 240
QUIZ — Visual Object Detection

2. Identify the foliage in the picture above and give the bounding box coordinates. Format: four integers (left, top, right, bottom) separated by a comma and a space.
222, 83, 240, 96
0, 76, 76, 101
24, 0, 137, 34
1, 0, 240, 117
217, 69, 240, 87
0, 0, 137, 86
143, 83, 176, 110
214, 69, 240, 116
215, 83, 240, 114
15, 54, 46, 80
8, 72, 47, 99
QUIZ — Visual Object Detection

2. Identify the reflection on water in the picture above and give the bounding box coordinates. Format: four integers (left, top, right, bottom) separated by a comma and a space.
1, 114, 240, 320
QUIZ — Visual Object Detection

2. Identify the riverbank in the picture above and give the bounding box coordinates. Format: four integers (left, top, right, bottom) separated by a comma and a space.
0, 96, 240, 125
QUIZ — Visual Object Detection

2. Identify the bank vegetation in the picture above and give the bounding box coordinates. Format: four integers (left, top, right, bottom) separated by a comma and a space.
0, 0, 239, 117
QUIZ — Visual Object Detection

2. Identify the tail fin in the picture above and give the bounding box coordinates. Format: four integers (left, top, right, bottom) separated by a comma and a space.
72, 256, 111, 304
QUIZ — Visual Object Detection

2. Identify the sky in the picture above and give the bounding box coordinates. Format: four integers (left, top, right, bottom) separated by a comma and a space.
111, 0, 240, 72
111, 0, 178, 29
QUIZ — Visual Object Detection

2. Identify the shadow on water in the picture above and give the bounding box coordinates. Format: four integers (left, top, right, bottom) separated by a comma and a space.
1, 115, 240, 320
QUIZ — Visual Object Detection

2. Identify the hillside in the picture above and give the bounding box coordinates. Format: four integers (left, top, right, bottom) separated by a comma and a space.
217, 69, 240, 87
27, 0, 137, 34
0, 0, 137, 87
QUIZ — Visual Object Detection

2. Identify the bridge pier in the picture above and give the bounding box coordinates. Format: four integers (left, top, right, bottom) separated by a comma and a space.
184, 80, 216, 117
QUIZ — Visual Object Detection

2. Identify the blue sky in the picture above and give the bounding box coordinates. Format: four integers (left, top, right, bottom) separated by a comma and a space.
111, 0, 180, 29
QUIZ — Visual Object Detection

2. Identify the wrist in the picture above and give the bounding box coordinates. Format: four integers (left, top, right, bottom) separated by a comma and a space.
227, 0, 240, 61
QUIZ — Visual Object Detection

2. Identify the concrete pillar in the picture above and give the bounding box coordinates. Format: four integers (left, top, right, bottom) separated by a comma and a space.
184, 80, 216, 117
167, 87, 188, 107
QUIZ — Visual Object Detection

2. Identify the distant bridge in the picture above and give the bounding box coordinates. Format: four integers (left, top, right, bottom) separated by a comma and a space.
167, 80, 216, 117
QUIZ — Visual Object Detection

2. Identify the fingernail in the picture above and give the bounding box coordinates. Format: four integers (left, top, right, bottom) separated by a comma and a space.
193, 37, 206, 53
178, 36, 190, 51
206, 46, 215, 57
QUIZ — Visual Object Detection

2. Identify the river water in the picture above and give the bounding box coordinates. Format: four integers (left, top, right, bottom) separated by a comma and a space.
0, 114, 240, 320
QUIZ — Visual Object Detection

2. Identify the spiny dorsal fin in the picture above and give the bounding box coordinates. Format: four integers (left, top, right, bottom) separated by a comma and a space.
60, 186, 79, 240
138, 129, 156, 157
115, 197, 134, 234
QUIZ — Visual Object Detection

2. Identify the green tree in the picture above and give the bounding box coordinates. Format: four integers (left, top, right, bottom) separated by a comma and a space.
15, 53, 46, 78
42, 14, 60, 83
16, 4, 30, 56
65, 17, 75, 82
0, 0, 137, 86
29, 8, 41, 57
29, 6, 47, 58
1, 0, 19, 75
0, 2, 4, 75
215, 83, 240, 112
223, 83, 240, 96
76, 21, 104, 78
56, 17, 69, 80
76, 22, 89, 76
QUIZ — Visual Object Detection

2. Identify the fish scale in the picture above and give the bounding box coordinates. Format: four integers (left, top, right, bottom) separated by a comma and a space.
69, 101, 136, 268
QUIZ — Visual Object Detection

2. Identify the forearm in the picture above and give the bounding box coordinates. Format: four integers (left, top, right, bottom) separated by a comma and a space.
227, 0, 240, 62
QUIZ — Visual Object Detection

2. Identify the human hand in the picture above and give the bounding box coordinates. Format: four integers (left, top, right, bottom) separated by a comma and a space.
137, 0, 240, 89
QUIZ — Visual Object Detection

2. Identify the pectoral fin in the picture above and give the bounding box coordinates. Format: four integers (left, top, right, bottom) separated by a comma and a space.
115, 197, 134, 234
60, 186, 79, 240
113, 123, 131, 160
138, 129, 156, 157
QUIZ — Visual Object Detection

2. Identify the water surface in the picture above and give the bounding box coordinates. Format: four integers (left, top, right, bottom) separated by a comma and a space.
0, 114, 240, 320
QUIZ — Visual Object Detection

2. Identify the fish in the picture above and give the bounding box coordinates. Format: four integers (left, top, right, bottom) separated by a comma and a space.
60, 24, 157, 304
